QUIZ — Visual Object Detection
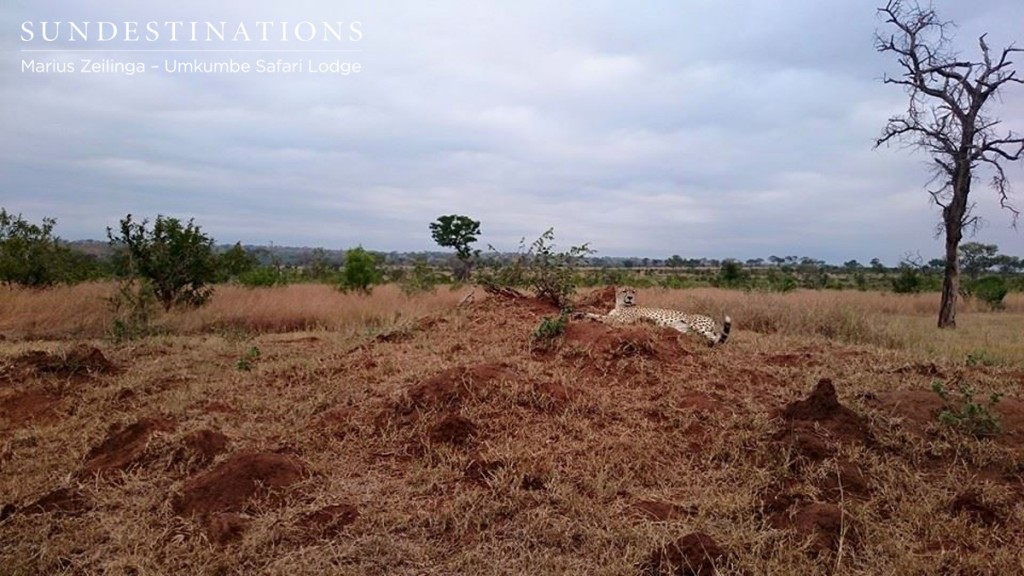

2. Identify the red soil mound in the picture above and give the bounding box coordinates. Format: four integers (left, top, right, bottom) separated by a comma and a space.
642, 532, 728, 576
429, 414, 478, 445
866, 389, 1024, 447
0, 389, 61, 428
574, 286, 617, 312
408, 363, 519, 409
172, 451, 307, 517
5, 345, 119, 381
949, 491, 1005, 526
21, 487, 90, 517
299, 503, 360, 538
172, 429, 229, 470
782, 502, 847, 557
563, 321, 693, 362
206, 512, 249, 546
79, 417, 177, 477
774, 379, 870, 463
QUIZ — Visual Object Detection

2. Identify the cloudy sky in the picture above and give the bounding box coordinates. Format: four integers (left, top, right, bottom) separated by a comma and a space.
2, 1, 1023, 264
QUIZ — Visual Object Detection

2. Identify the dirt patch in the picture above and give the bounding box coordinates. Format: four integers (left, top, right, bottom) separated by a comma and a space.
641, 532, 727, 576
527, 381, 576, 411
206, 512, 249, 546
574, 286, 617, 312
867, 389, 1024, 446
21, 487, 90, 517
676, 393, 724, 414
563, 322, 692, 363
172, 429, 229, 470
429, 414, 478, 445
79, 417, 177, 477
317, 406, 360, 440
784, 502, 848, 557
949, 491, 1005, 526
0, 389, 62, 428
774, 379, 871, 463
816, 460, 871, 500
172, 452, 307, 517
408, 363, 519, 409
890, 362, 944, 378
464, 455, 508, 486
299, 503, 359, 538
4, 345, 119, 382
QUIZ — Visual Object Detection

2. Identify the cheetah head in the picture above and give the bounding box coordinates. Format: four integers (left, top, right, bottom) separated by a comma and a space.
615, 287, 637, 308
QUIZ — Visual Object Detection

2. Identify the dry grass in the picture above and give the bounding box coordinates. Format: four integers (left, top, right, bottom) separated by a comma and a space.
628, 288, 1024, 367
0, 283, 471, 340
2, 285, 1023, 574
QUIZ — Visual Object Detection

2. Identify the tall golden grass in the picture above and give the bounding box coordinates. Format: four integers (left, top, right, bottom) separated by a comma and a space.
631, 287, 1024, 365
3, 282, 1022, 365
0, 282, 470, 340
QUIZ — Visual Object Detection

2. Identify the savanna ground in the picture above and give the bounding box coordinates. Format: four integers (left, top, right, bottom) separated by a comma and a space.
1, 283, 1023, 575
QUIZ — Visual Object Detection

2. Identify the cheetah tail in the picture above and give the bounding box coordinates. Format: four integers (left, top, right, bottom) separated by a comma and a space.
717, 315, 732, 345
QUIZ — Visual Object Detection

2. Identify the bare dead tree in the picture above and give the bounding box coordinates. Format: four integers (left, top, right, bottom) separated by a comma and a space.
875, 0, 1023, 328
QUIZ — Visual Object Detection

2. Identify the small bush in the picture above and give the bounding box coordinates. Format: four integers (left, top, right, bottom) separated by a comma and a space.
399, 259, 441, 295
0, 209, 87, 287
236, 346, 261, 371
108, 214, 217, 310
763, 269, 797, 293
106, 279, 158, 342
479, 228, 593, 308
715, 260, 748, 288
339, 246, 381, 294
971, 276, 1008, 310
932, 380, 1002, 437
531, 309, 569, 351
237, 266, 288, 288
890, 265, 923, 294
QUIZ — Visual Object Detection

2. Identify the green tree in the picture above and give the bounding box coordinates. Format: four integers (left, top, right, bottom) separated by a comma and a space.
0, 209, 79, 287
716, 259, 747, 288
339, 246, 380, 294
217, 242, 258, 282
972, 276, 1009, 310
959, 242, 999, 280
108, 214, 218, 310
429, 214, 481, 281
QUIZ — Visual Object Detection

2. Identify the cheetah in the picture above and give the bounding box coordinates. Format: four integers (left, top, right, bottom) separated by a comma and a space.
584, 287, 731, 345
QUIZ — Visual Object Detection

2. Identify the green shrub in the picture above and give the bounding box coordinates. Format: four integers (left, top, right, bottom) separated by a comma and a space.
218, 242, 259, 282
0, 209, 88, 287
108, 214, 217, 310
480, 228, 594, 308
522, 229, 594, 308
106, 279, 158, 342
339, 246, 381, 294
531, 309, 570, 351
236, 346, 261, 371
399, 259, 441, 295
715, 260, 747, 288
932, 380, 1002, 437
971, 276, 1008, 310
237, 266, 288, 288
890, 265, 923, 293
764, 269, 798, 293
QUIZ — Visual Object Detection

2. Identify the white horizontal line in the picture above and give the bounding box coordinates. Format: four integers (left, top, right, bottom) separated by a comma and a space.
20, 49, 364, 53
